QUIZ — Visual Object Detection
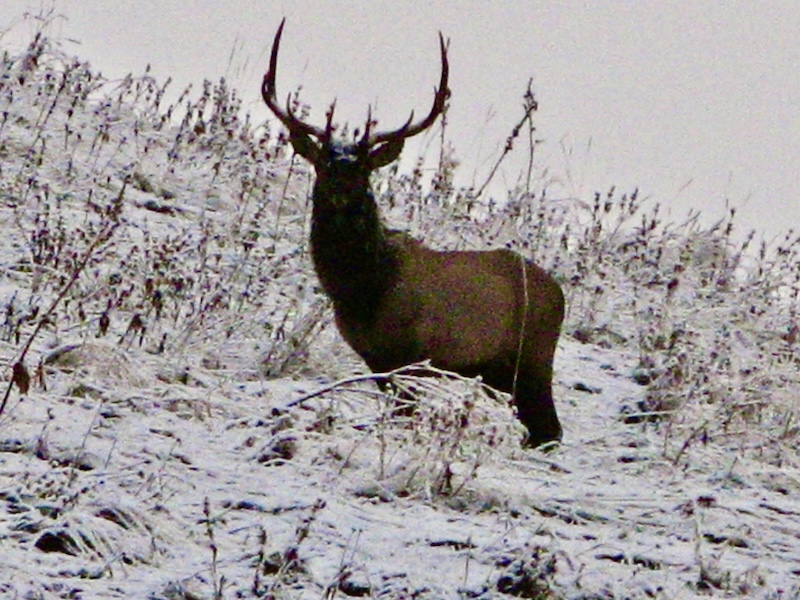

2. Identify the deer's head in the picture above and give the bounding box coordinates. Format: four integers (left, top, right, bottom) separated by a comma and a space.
261, 19, 449, 187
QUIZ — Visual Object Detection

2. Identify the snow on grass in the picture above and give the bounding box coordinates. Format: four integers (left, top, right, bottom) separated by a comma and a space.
1, 27, 800, 600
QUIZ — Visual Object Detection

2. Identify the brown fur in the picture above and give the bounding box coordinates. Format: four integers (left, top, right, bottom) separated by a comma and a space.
262, 20, 565, 447
326, 229, 565, 447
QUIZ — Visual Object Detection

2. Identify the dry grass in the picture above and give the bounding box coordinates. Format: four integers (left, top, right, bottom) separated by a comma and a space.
2, 20, 800, 598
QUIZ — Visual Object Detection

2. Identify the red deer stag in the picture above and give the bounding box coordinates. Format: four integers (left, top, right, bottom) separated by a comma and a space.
262, 20, 565, 447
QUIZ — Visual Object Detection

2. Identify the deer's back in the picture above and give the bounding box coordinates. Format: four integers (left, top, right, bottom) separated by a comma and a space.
336, 232, 563, 373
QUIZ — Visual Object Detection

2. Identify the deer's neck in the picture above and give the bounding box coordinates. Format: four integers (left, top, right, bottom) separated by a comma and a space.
309, 184, 398, 319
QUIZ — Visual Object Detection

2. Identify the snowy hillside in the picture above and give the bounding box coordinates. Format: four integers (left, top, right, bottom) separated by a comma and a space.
1, 30, 800, 599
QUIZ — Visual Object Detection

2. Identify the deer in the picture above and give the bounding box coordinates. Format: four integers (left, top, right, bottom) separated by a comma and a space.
262, 19, 565, 448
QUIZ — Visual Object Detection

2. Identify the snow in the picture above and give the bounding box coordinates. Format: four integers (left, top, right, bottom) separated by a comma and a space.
1, 30, 800, 600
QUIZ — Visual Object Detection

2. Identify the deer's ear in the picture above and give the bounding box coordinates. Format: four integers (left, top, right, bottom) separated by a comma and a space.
368, 139, 404, 168
290, 134, 321, 163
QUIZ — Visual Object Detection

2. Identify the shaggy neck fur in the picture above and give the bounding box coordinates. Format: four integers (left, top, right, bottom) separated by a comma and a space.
309, 174, 398, 321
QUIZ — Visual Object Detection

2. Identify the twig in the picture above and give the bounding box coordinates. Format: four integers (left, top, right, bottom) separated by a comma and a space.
285, 360, 434, 408
203, 497, 226, 600
286, 359, 506, 410
474, 78, 538, 200
671, 418, 710, 465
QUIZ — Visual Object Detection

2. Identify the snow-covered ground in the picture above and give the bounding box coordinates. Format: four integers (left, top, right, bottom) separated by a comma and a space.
1, 30, 800, 599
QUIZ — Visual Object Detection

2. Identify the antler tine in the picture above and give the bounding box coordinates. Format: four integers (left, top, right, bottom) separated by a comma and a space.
325, 100, 337, 138
359, 105, 376, 146
261, 18, 327, 139
367, 32, 450, 147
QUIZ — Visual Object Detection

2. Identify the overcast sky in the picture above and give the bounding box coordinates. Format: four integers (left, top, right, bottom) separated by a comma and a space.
4, 1, 799, 241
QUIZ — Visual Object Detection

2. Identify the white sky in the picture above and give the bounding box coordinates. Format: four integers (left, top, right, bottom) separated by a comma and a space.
3, 1, 799, 240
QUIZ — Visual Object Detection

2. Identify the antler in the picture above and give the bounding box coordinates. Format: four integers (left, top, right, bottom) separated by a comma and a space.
364, 32, 450, 148
261, 18, 328, 140
262, 19, 449, 146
